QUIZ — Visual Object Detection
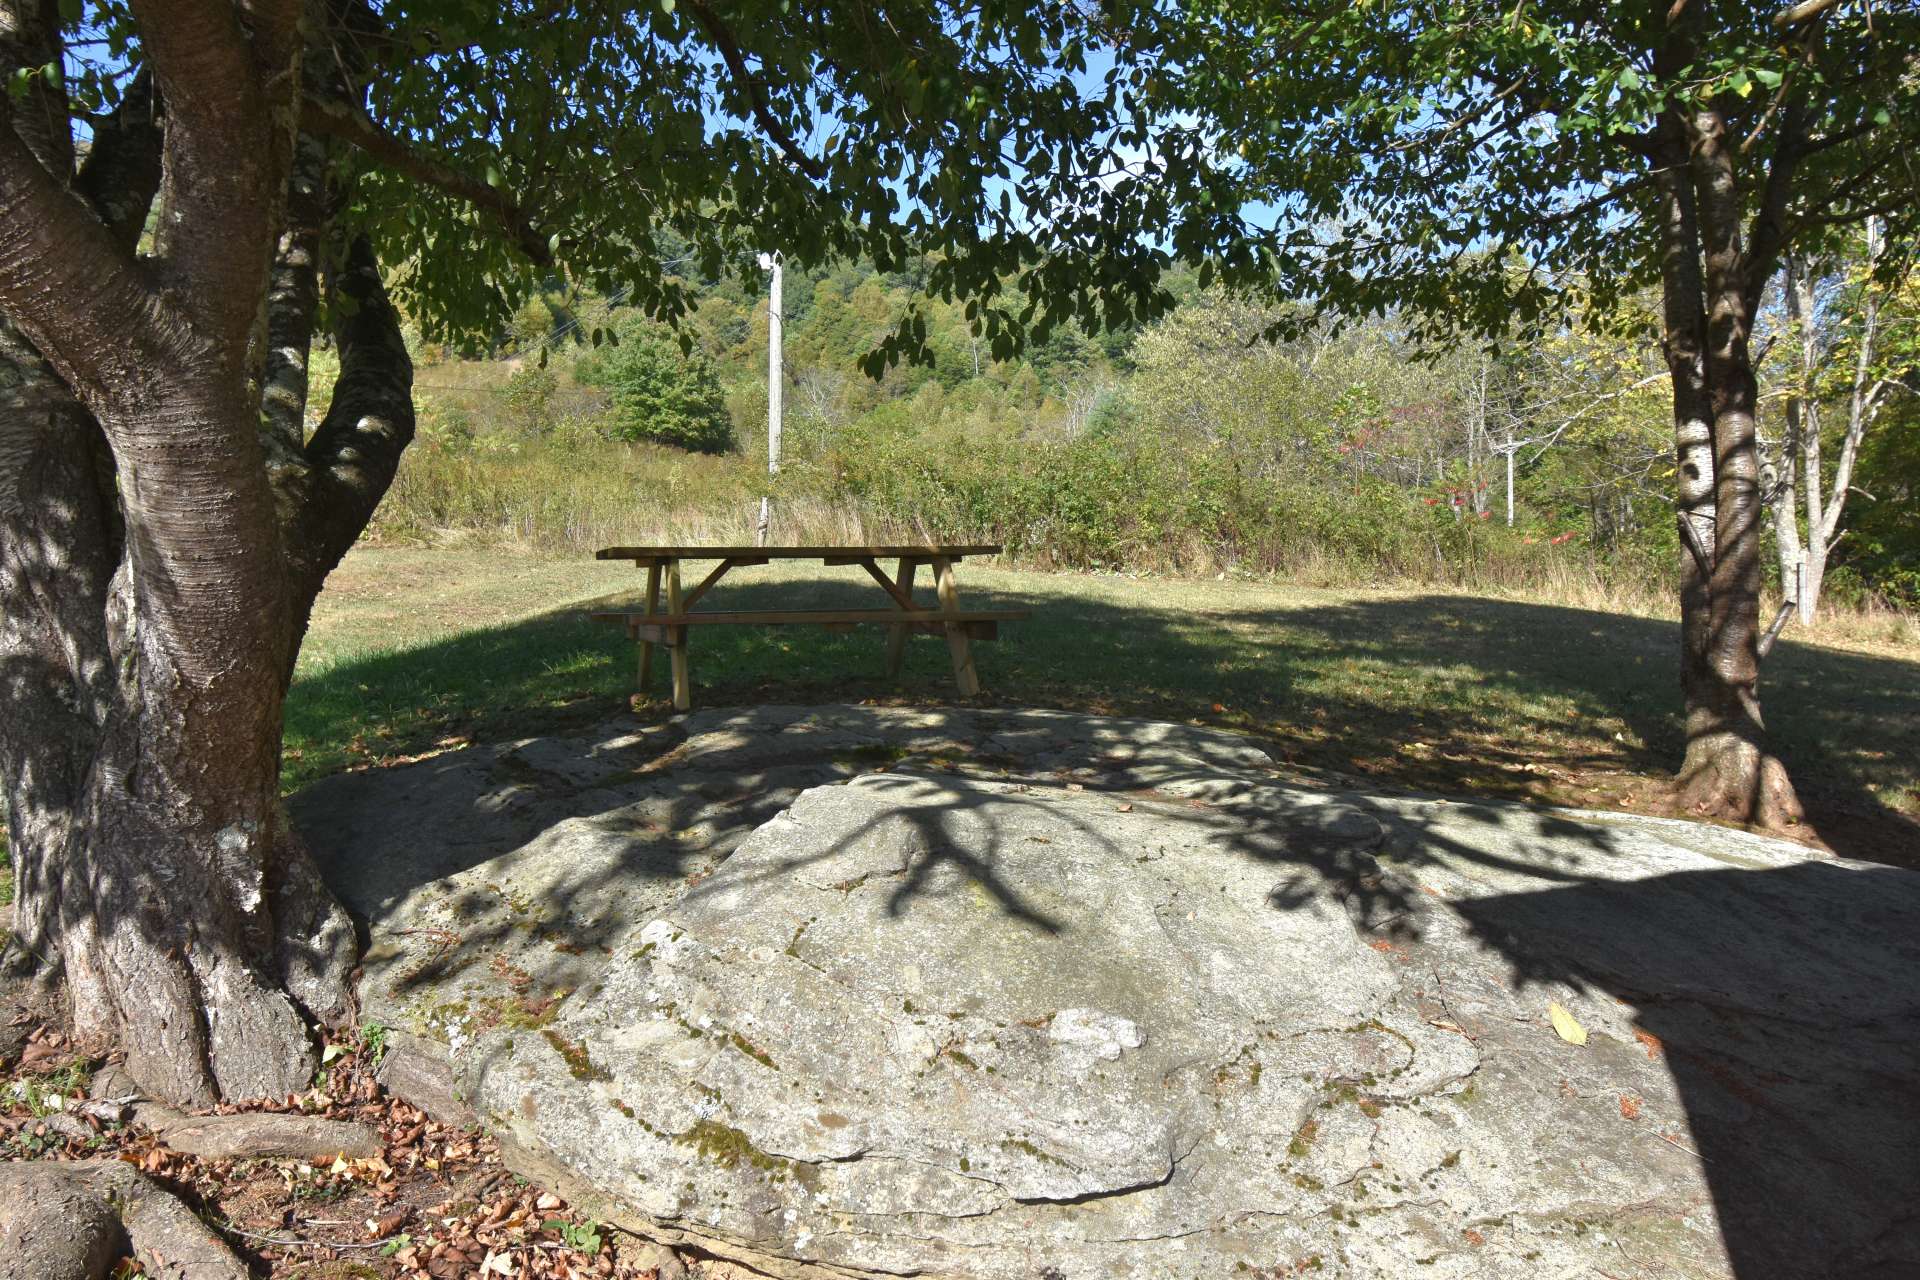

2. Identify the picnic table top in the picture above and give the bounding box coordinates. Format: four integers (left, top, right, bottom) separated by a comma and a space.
595, 544, 1001, 561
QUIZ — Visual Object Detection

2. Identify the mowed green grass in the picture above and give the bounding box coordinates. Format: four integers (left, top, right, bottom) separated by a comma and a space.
289, 545, 1920, 864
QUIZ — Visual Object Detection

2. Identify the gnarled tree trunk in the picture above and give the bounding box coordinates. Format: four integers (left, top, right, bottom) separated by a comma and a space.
0, 0, 414, 1104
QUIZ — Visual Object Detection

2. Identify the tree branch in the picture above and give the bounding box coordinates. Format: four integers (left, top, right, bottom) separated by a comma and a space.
1538, 173, 1655, 229
127, 0, 287, 343
1756, 597, 1794, 657
0, 0, 74, 176
285, 235, 414, 655
260, 130, 330, 466
1676, 508, 1713, 579
126, 0, 259, 132
682, 0, 826, 181
300, 95, 554, 267
1385, 71, 1532, 156
0, 103, 179, 408
1742, 100, 1807, 313
1773, 0, 1842, 29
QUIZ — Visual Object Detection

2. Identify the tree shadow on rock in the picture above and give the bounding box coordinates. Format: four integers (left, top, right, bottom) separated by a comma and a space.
1147, 777, 1920, 1277
1455, 860, 1920, 1279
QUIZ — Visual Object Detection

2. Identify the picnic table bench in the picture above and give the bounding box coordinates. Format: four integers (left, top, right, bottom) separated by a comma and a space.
591, 544, 1028, 710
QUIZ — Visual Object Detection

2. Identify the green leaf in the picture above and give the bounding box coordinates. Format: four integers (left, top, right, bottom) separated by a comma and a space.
1617, 66, 1640, 92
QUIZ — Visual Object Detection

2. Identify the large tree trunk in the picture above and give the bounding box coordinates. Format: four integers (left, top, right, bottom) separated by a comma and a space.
1, 303, 361, 1105
1665, 108, 1803, 829
1651, 109, 1723, 809
0, 332, 121, 976
1, 1, 412, 1104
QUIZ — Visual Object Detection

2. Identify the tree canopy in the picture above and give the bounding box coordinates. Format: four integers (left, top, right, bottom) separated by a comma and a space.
1165, 0, 1918, 341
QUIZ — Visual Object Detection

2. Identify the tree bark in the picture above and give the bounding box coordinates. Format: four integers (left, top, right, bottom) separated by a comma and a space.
1651, 109, 1720, 788
286, 235, 416, 663
0, 327, 122, 985
1776, 253, 1814, 625
1670, 108, 1803, 828
0, 0, 398, 1104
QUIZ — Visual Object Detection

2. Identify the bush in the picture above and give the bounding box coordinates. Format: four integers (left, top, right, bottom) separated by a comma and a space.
588, 322, 735, 454
504, 364, 559, 435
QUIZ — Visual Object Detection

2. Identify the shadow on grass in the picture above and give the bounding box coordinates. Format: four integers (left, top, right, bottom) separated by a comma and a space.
287, 572, 1920, 865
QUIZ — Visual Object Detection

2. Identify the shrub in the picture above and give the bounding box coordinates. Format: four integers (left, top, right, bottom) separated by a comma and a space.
504, 364, 560, 435
588, 323, 736, 454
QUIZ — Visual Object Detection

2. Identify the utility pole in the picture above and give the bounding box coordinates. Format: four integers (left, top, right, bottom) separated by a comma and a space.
756, 252, 783, 546
1503, 440, 1515, 526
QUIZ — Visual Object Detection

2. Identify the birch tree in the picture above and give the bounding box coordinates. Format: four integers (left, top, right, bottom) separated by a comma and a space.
1771, 218, 1916, 624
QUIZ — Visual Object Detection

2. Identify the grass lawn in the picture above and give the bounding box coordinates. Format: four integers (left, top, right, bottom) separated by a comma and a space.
289, 543, 1920, 865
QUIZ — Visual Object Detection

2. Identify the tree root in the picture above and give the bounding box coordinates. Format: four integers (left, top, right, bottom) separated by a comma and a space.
1675, 731, 1810, 835
0, 1159, 250, 1280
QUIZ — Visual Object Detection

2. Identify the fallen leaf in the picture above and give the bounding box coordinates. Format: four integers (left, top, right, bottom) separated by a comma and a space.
1547, 1001, 1588, 1046
1115, 803, 1133, 813
1633, 1027, 1663, 1060
370, 1210, 411, 1239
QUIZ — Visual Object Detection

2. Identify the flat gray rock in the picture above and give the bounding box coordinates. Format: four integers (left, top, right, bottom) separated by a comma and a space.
300, 708, 1920, 1279
295, 706, 1271, 1051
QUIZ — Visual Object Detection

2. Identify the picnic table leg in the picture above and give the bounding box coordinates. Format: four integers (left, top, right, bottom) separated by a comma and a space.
885, 557, 919, 677
637, 561, 661, 695
665, 559, 691, 711
932, 555, 980, 696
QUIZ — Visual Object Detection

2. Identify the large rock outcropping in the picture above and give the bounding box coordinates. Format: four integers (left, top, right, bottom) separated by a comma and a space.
298, 708, 1920, 1280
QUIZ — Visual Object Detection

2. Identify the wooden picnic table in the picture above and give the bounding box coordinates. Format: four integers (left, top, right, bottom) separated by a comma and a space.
591, 544, 1028, 710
